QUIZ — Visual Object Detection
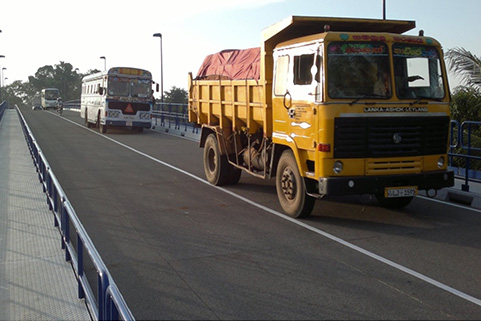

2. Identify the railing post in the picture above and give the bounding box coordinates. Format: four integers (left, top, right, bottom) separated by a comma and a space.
77, 236, 85, 299
462, 122, 471, 192
62, 199, 71, 262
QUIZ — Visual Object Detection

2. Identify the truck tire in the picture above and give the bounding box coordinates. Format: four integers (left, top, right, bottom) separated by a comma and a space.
276, 150, 315, 218
204, 134, 230, 186
375, 193, 413, 209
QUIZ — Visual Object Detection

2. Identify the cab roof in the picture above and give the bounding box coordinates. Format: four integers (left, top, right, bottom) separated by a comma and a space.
262, 16, 416, 50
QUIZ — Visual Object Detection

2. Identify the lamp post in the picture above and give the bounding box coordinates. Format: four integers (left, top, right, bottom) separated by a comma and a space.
0, 56, 4, 102
2, 67, 6, 88
382, 0, 386, 19
100, 56, 106, 71
153, 33, 164, 102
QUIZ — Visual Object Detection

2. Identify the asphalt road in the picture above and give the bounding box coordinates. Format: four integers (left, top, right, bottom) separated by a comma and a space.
20, 107, 481, 320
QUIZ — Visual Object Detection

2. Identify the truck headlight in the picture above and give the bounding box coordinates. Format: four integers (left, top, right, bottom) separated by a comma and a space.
333, 161, 343, 174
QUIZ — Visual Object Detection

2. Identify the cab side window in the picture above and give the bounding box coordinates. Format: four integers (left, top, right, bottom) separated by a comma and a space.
274, 55, 289, 96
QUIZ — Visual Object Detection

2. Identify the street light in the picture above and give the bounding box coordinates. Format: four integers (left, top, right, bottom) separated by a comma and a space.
0, 57, 5, 86
0, 56, 5, 102
153, 33, 164, 103
2, 67, 6, 88
100, 56, 106, 71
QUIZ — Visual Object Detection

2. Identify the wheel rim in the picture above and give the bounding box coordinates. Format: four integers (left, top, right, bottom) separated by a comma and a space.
281, 167, 297, 201
207, 147, 216, 174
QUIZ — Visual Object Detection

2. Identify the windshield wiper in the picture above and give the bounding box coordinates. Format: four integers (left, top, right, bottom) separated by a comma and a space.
349, 93, 386, 105
410, 96, 443, 105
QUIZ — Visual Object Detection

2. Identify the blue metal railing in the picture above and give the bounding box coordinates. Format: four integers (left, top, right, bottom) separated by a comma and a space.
152, 102, 199, 135
0, 100, 7, 121
64, 99, 81, 110
16, 107, 135, 321
449, 120, 481, 192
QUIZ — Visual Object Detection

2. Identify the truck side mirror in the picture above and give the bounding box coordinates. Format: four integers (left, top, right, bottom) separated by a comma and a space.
98, 84, 104, 96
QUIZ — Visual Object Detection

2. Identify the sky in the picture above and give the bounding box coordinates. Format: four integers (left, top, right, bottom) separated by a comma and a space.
0, 0, 480, 97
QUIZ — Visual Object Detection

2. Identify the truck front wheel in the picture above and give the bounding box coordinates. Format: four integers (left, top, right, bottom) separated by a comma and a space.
204, 134, 230, 186
276, 150, 315, 218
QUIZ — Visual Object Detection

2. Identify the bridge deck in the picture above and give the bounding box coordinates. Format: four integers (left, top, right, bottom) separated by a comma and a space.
0, 109, 91, 320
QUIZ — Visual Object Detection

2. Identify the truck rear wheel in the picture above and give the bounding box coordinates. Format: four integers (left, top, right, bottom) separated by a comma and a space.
204, 134, 231, 186
276, 150, 315, 218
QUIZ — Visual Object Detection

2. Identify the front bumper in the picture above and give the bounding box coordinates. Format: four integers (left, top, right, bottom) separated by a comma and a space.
105, 120, 151, 128
318, 171, 454, 196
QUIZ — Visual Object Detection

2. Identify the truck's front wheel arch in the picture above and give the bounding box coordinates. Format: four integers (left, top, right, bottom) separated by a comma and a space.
276, 149, 315, 218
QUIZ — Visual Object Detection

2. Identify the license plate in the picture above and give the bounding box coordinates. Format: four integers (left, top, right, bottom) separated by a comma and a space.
126, 121, 133, 126
385, 186, 418, 198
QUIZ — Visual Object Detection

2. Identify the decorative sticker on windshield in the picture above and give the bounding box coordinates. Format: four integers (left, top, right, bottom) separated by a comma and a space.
393, 46, 439, 59
329, 43, 387, 55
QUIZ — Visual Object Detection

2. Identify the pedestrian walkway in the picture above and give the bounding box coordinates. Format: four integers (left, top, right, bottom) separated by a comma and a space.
0, 109, 91, 320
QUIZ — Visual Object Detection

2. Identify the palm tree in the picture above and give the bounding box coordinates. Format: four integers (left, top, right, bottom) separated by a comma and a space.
446, 47, 481, 90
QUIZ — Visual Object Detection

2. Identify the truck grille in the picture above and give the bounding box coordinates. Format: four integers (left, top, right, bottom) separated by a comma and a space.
108, 101, 150, 115
334, 116, 449, 158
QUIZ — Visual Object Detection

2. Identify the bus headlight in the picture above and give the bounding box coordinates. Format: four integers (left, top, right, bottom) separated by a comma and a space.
437, 156, 445, 168
139, 112, 151, 120
107, 110, 120, 118
333, 161, 343, 174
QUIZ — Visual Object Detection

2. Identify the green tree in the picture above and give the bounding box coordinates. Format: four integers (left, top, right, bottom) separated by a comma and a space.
2, 80, 33, 108
162, 86, 188, 104
450, 86, 481, 123
446, 47, 481, 90
28, 61, 84, 101
449, 86, 481, 170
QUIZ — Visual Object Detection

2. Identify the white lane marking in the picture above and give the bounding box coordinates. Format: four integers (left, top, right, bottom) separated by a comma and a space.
417, 194, 481, 213
59, 114, 481, 307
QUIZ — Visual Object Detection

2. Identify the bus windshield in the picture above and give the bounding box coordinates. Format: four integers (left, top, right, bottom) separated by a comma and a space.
328, 42, 391, 99
108, 77, 130, 96
393, 44, 445, 100
131, 79, 152, 98
45, 90, 59, 100
108, 77, 152, 97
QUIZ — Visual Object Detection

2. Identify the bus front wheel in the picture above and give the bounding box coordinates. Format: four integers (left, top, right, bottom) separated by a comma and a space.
98, 114, 107, 134
85, 111, 92, 128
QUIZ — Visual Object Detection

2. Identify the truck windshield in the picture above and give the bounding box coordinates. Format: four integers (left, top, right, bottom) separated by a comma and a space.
328, 42, 391, 99
393, 44, 445, 100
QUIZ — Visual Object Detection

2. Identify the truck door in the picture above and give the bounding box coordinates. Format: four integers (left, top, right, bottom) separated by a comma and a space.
285, 48, 322, 151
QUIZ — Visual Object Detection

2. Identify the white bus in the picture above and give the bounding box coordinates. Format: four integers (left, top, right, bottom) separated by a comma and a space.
41, 88, 60, 109
80, 67, 155, 133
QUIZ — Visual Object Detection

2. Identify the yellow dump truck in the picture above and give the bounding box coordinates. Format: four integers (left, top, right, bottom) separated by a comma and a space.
188, 16, 454, 217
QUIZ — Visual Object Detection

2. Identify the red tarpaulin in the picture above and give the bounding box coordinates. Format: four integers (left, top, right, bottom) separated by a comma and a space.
196, 47, 261, 80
